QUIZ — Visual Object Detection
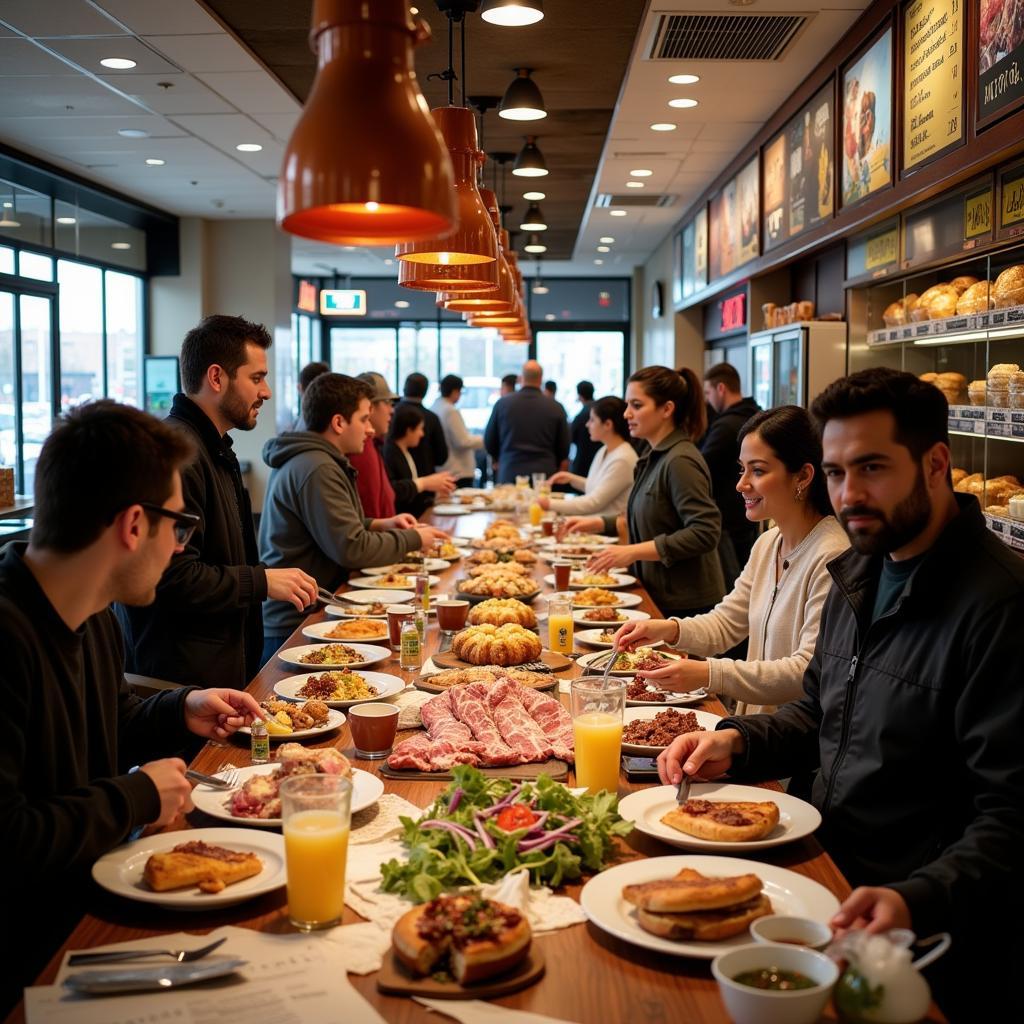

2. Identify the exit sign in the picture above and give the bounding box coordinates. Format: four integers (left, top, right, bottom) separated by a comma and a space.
320, 289, 367, 316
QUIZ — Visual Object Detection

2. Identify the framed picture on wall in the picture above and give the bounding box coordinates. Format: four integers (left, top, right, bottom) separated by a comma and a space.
736, 156, 760, 267
979, 0, 1024, 129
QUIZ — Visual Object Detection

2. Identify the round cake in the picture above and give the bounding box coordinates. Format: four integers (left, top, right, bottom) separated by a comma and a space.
452, 623, 543, 666
468, 598, 539, 629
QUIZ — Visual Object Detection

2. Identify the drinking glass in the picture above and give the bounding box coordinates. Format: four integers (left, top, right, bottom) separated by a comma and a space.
515, 474, 530, 490
553, 560, 572, 590
387, 603, 415, 649
532, 472, 546, 493
547, 592, 574, 655
281, 774, 352, 931
348, 703, 400, 759
570, 677, 626, 796
436, 597, 470, 636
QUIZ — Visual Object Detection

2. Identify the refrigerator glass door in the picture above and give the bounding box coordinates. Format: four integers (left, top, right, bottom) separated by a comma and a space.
752, 341, 773, 410
774, 330, 803, 407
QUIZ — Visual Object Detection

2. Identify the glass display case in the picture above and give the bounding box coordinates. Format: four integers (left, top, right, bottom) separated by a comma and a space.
747, 321, 847, 411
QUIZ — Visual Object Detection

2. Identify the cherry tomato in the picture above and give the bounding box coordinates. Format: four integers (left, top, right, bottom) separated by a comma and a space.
495, 804, 537, 831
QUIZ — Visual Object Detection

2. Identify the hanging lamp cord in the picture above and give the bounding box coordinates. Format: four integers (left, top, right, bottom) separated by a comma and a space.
427, 11, 458, 106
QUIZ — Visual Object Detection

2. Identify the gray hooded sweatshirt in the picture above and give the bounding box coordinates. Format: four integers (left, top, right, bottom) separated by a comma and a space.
259, 432, 420, 637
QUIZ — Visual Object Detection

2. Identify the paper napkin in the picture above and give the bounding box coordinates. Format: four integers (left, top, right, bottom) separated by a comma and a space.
414, 997, 582, 1024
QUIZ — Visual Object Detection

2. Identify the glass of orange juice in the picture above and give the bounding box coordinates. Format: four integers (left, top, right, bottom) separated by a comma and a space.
281, 774, 352, 932
570, 677, 626, 796
529, 500, 544, 527
547, 592, 574, 656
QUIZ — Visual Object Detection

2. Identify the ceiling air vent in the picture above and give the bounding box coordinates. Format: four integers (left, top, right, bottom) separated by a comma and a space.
649, 13, 807, 62
596, 193, 676, 208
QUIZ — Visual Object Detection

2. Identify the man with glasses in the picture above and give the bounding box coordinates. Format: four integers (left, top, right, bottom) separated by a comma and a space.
119, 315, 317, 689
0, 400, 265, 1015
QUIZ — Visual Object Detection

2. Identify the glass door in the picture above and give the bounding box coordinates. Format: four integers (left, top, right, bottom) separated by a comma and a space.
751, 338, 773, 410
774, 328, 804, 408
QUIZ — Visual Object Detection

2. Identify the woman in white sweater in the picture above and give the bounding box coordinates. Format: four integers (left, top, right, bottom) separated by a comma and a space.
538, 396, 638, 518
615, 405, 848, 715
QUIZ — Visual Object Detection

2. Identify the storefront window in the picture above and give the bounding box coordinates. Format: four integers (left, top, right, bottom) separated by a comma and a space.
104, 271, 141, 407
0, 293, 14, 470
18, 251, 53, 282
58, 260, 103, 409
330, 327, 397, 385
0, 246, 13, 275
398, 325, 439, 399
535, 330, 627, 419
19, 294, 53, 494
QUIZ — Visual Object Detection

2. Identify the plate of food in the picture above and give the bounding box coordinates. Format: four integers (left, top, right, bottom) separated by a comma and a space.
617, 783, 822, 853
456, 576, 541, 603
364, 559, 450, 575
302, 618, 390, 643
576, 647, 682, 676
437, 542, 469, 560
339, 588, 414, 605
431, 504, 475, 516
579, 854, 839, 959
190, 752, 384, 828
348, 574, 441, 590
544, 572, 638, 590
620, 707, 721, 756
276, 642, 392, 669
572, 607, 651, 626
272, 669, 405, 707
239, 699, 346, 741
325, 601, 389, 619
571, 589, 644, 610
623, 677, 708, 706
575, 628, 663, 649
91, 827, 287, 909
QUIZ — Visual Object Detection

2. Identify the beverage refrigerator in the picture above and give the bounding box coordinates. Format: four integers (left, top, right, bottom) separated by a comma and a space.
749, 321, 847, 410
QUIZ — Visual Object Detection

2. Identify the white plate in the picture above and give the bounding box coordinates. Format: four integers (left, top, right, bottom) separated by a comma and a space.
626, 688, 708, 707
348, 575, 440, 590
324, 603, 388, 619
572, 608, 650, 625
543, 573, 637, 590
190, 766, 385, 829
534, 534, 616, 548
576, 629, 664, 650
273, 670, 405, 708
579, 854, 839, 959
339, 588, 414, 605
239, 708, 346, 742
432, 504, 474, 515
618, 783, 822, 852
276, 643, 392, 669
91, 827, 286, 909
576, 648, 682, 676
620, 707, 722, 755
572, 591, 644, 609
363, 559, 450, 574
302, 620, 390, 644
439, 547, 471, 560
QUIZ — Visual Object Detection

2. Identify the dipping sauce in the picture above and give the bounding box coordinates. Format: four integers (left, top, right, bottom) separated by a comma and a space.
733, 967, 816, 991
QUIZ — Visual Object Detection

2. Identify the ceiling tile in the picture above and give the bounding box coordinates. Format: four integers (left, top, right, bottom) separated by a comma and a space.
0, 76, 143, 116
143, 33, 262, 73
94, 0, 223, 35
44, 36, 180, 76
0, 0, 126, 37
0, 113, 186, 142
98, 72, 235, 115
248, 112, 298, 141
194, 71, 298, 114
0, 38, 81, 75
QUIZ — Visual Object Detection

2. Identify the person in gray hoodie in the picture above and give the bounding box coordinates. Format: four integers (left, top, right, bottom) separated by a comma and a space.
258, 373, 449, 662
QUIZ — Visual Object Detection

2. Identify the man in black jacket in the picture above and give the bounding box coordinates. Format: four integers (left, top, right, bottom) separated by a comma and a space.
119, 315, 317, 689
395, 372, 448, 475
700, 363, 761, 587
658, 368, 1024, 1020
569, 380, 602, 479
1, 401, 264, 1014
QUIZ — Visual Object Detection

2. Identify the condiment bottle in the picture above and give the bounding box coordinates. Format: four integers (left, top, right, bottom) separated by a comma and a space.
250, 719, 270, 765
400, 616, 422, 670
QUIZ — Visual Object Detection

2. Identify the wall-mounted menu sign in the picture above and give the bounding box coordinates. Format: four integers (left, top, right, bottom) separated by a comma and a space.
1000, 164, 1024, 235
320, 289, 367, 316
903, 0, 964, 170
846, 216, 900, 281
964, 186, 993, 241
709, 157, 759, 280
979, 0, 1024, 126
866, 226, 899, 269
681, 208, 708, 299
842, 27, 894, 207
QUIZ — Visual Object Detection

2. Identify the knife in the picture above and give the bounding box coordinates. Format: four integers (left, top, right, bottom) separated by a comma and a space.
676, 771, 692, 806
63, 960, 248, 995
185, 769, 234, 790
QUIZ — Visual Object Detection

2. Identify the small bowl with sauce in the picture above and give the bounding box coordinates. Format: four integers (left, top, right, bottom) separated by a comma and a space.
750, 914, 832, 951
711, 942, 839, 1024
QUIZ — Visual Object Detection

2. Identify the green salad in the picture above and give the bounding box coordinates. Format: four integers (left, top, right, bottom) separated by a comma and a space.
380, 765, 634, 903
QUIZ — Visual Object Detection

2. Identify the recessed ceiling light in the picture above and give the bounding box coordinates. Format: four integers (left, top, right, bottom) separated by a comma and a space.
111, 242, 132, 250
100, 57, 137, 70
394, 300, 410, 308
118, 128, 148, 138
597, 245, 610, 253
650, 123, 677, 132
2, 202, 11, 209
593, 259, 604, 265
236, 143, 263, 152
145, 158, 165, 166
545, 313, 556, 321
56, 217, 76, 225
669, 98, 698, 109
410, 6, 419, 13
599, 236, 615, 243
626, 181, 644, 188
523, 191, 546, 201
609, 209, 627, 217
383, 258, 394, 266
629, 169, 653, 177
524, 241, 547, 253
668, 73, 700, 85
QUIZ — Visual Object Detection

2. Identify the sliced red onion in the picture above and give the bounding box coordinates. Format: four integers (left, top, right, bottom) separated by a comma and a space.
420, 820, 478, 849
447, 787, 463, 813
479, 783, 524, 817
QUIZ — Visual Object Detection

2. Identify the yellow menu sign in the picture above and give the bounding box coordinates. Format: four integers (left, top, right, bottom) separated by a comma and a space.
866, 228, 898, 270
964, 189, 992, 239
1002, 171, 1024, 229
904, 0, 964, 170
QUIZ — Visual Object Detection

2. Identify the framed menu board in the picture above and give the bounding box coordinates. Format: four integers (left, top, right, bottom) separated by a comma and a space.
709, 159, 759, 281
763, 133, 787, 247
842, 26, 894, 208
693, 207, 708, 290
979, 0, 1024, 128
903, 0, 964, 172
736, 157, 760, 266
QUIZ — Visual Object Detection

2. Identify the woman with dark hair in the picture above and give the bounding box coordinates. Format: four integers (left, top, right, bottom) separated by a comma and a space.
615, 405, 849, 714
539, 396, 638, 518
561, 367, 725, 618
383, 403, 456, 518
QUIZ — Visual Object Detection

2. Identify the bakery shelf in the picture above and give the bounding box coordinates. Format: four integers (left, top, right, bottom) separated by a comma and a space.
985, 513, 1024, 551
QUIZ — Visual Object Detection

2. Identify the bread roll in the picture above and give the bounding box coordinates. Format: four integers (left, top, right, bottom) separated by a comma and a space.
957, 281, 994, 315
993, 265, 1024, 308
883, 299, 907, 327
955, 472, 982, 494
637, 894, 773, 942
949, 275, 979, 294
951, 468, 968, 487
926, 287, 959, 319
988, 363, 1020, 376
919, 372, 938, 383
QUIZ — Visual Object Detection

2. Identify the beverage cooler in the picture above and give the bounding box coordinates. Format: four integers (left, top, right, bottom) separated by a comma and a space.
748, 321, 847, 410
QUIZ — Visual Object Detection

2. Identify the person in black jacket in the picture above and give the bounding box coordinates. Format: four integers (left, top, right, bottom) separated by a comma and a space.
700, 362, 761, 588
569, 380, 602, 480
0, 401, 264, 1015
383, 402, 456, 517
118, 315, 317, 689
657, 368, 1024, 1021
395, 372, 448, 475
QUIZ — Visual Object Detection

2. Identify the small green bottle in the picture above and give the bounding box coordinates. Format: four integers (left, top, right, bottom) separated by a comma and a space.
250, 718, 269, 764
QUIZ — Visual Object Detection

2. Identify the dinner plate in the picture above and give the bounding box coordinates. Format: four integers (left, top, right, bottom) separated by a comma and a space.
302, 619, 390, 643
431, 504, 475, 516
272, 670, 405, 707
571, 591, 643, 609
543, 573, 637, 590
190, 766, 385, 829
238, 707, 346, 742
276, 643, 392, 669
571, 608, 650, 625
438, 547, 470, 561
576, 648, 681, 676
91, 827, 287, 909
620, 707, 722, 755
339, 588, 414, 605
579, 854, 839, 959
575, 629, 663, 650
534, 534, 616, 548
324, 603, 388, 619
618, 783, 822, 852
363, 559, 450, 574
348, 575, 440, 590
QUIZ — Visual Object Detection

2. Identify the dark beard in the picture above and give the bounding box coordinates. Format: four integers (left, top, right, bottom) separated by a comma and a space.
840, 467, 932, 556
220, 383, 258, 431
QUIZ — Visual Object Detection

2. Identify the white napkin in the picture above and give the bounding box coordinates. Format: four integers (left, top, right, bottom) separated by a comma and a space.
320, 921, 392, 975
391, 686, 433, 728
350, 792, 423, 843
414, 997, 581, 1024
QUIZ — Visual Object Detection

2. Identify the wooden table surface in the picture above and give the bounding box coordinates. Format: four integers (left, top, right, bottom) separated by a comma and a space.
10, 508, 943, 1023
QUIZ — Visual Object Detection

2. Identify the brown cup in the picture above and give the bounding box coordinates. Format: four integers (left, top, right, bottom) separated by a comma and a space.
347, 703, 400, 759
436, 599, 470, 632
553, 560, 572, 590
541, 517, 555, 537
387, 603, 415, 649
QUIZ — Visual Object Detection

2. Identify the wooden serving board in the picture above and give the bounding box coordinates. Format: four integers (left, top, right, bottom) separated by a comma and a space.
414, 674, 557, 694
379, 758, 569, 782
376, 947, 545, 999
431, 648, 573, 672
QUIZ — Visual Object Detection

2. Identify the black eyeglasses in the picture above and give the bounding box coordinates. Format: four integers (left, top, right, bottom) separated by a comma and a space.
140, 503, 200, 545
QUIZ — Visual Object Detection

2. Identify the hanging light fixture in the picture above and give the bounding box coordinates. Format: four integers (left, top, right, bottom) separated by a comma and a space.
513, 136, 548, 177
440, 191, 517, 311
523, 233, 546, 254
532, 256, 549, 295
278, 0, 456, 244
519, 202, 547, 231
481, 0, 544, 26
499, 68, 546, 121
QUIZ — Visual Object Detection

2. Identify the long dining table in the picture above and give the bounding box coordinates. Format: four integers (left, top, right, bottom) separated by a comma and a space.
10, 507, 944, 1023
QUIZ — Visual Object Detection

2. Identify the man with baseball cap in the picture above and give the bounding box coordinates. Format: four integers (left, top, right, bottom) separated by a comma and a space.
349, 371, 400, 519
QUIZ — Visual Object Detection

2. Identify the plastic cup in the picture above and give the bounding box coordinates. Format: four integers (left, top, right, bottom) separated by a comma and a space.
570, 677, 625, 796
387, 604, 415, 649
348, 703, 400, 759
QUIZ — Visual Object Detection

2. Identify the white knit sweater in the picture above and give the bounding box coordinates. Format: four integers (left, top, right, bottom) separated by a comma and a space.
547, 442, 638, 518
669, 516, 849, 715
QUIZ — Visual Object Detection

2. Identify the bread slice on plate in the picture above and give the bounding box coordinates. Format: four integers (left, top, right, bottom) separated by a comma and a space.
660, 798, 780, 843
637, 893, 773, 941
622, 867, 763, 912
144, 840, 262, 894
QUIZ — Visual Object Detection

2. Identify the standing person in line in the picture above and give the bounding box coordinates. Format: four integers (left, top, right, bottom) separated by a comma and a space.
539, 396, 638, 519
348, 371, 399, 519
569, 380, 602, 480
500, 374, 517, 396
485, 360, 570, 483
489, 375, 519, 484
544, 379, 568, 422
614, 406, 848, 714
561, 366, 724, 619
383, 403, 457, 518
701, 362, 762, 589
290, 360, 329, 430
259, 374, 449, 661
656, 368, 1024, 1020
433, 373, 484, 488
395, 372, 448, 475
118, 315, 317, 690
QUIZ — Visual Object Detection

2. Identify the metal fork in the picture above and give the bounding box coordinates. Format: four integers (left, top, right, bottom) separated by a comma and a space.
186, 765, 240, 789
68, 937, 227, 967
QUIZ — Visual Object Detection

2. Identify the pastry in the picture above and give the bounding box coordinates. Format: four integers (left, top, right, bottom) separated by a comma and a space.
573, 587, 621, 607
419, 665, 552, 689
918, 372, 938, 383
451, 623, 543, 666
956, 281, 994, 315
468, 561, 531, 577
948, 275, 979, 294
993, 265, 1024, 307
468, 598, 539, 628
144, 840, 262, 893
925, 286, 959, 319
323, 618, 388, 640
883, 298, 908, 327
660, 798, 781, 842
457, 575, 540, 599
951, 468, 968, 487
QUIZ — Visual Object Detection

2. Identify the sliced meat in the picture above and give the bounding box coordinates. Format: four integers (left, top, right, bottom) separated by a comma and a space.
511, 683, 575, 762
421, 690, 483, 751
387, 734, 482, 771
449, 685, 522, 766
487, 681, 554, 761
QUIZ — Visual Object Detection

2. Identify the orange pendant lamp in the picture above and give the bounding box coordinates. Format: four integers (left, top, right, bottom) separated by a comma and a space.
439, 190, 516, 311
396, 106, 499, 287
278, 0, 456, 244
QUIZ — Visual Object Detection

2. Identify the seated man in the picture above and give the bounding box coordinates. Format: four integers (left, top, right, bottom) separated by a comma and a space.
0, 401, 264, 1015
259, 373, 449, 659
656, 368, 1024, 1020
